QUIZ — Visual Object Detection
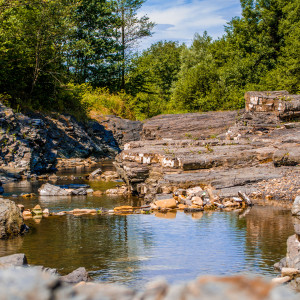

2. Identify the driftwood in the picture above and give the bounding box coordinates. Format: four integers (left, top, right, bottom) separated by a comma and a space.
239, 207, 252, 219
238, 191, 253, 206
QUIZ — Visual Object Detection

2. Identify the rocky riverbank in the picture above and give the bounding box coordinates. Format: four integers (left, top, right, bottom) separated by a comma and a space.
114, 91, 300, 207
273, 197, 300, 290
0, 102, 142, 179
1, 91, 299, 207
0, 266, 298, 300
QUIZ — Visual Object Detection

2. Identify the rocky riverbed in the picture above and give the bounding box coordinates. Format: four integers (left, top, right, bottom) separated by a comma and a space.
0, 102, 142, 179
114, 92, 300, 207
0, 91, 299, 297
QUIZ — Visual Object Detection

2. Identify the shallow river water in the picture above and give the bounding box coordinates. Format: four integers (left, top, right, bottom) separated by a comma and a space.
0, 163, 295, 289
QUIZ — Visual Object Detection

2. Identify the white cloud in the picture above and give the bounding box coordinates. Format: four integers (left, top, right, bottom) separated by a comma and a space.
137, 0, 241, 49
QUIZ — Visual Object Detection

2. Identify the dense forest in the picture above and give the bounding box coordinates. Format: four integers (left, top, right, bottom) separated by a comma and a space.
0, 0, 299, 120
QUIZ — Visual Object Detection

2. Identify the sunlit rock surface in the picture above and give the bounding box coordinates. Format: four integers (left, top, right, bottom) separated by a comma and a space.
0, 268, 298, 300
0, 199, 24, 239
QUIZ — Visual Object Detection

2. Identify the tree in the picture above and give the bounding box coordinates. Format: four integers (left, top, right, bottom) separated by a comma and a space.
170, 33, 221, 112
0, 0, 76, 109
68, 0, 121, 89
114, 0, 155, 89
126, 41, 183, 119
263, 0, 300, 92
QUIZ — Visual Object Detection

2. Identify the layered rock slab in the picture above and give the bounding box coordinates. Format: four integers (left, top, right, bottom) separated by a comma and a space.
141, 111, 239, 140
0, 102, 142, 175
115, 109, 300, 203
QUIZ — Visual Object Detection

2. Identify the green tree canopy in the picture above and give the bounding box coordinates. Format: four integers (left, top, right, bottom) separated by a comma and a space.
0, 0, 76, 110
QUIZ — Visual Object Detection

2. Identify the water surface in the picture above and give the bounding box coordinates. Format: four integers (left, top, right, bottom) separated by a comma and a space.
0, 165, 294, 289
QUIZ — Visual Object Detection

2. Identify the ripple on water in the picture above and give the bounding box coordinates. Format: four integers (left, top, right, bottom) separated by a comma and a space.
0, 175, 294, 289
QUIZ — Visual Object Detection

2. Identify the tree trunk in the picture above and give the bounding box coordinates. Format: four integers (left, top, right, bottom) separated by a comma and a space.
121, 5, 125, 90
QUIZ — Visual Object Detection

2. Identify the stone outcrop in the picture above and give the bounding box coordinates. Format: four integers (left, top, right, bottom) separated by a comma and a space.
115, 128, 299, 202
0, 253, 27, 266
115, 92, 300, 204
141, 111, 239, 140
90, 112, 143, 148
0, 267, 298, 300
0, 102, 142, 175
38, 183, 93, 196
0, 199, 24, 239
245, 91, 300, 119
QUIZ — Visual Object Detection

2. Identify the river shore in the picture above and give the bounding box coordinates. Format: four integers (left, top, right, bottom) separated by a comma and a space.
0, 91, 299, 298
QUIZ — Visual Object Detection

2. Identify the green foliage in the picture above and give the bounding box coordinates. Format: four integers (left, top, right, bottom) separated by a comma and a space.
0, 0, 76, 110
168, 0, 300, 113
1, 0, 300, 120
68, 83, 135, 120
68, 0, 121, 89
114, 0, 155, 89
126, 41, 183, 118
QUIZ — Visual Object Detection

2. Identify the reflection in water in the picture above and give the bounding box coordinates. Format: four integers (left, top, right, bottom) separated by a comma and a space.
0, 236, 23, 256
0, 207, 294, 289
155, 211, 177, 219
0, 164, 295, 289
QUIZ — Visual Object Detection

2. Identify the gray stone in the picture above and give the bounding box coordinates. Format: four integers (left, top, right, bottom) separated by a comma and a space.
38, 183, 72, 196
0, 254, 27, 266
292, 196, 300, 216
61, 267, 89, 284
293, 216, 300, 235
141, 111, 238, 140
71, 188, 87, 196
274, 257, 287, 271
30, 265, 58, 276
89, 168, 102, 178
0, 199, 24, 239
0, 268, 298, 300
286, 234, 300, 270
0, 267, 62, 300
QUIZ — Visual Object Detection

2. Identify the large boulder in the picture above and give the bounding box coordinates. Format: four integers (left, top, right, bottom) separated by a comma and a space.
0, 268, 297, 300
0, 199, 24, 239
38, 183, 92, 196
286, 234, 300, 270
38, 183, 72, 196
292, 196, 300, 216
61, 267, 89, 284
0, 254, 27, 267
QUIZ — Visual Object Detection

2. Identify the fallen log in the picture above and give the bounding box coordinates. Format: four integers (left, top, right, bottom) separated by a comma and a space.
238, 191, 253, 206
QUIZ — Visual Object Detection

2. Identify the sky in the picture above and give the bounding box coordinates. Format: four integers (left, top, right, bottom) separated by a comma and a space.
138, 0, 242, 49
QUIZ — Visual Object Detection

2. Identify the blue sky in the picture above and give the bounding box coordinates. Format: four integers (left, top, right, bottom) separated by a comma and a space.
138, 0, 242, 49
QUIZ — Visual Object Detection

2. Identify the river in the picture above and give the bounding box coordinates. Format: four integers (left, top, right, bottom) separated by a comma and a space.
0, 162, 294, 289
